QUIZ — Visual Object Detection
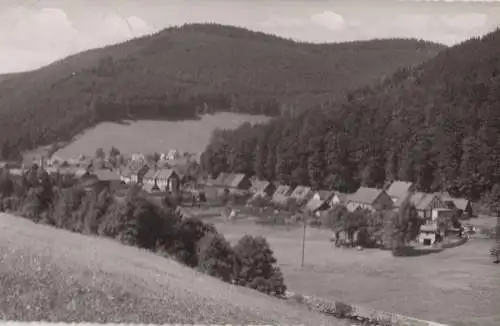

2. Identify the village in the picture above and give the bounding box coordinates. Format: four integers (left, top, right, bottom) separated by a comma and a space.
1, 146, 477, 251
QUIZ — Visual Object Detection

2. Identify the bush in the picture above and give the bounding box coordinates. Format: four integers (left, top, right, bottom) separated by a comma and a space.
233, 235, 287, 297
196, 232, 238, 282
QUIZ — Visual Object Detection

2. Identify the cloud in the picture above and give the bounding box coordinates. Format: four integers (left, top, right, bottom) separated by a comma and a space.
0, 6, 155, 73
310, 11, 346, 31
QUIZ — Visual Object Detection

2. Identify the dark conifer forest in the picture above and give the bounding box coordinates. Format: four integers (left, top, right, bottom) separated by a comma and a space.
0, 23, 443, 159
201, 28, 500, 202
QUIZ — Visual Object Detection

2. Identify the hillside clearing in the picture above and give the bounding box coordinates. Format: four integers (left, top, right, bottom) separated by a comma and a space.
53, 113, 270, 158
208, 217, 500, 326
0, 213, 340, 325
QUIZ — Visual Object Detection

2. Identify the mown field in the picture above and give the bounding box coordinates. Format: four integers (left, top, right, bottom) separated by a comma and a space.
0, 212, 342, 325
193, 212, 500, 326
52, 112, 271, 158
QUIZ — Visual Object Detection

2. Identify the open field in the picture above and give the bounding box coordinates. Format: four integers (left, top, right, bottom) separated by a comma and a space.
0, 212, 341, 325
204, 216, 500, 326
52, 112, 270, 159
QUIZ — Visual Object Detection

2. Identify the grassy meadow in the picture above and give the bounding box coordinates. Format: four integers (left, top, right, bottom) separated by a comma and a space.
0, 212, 344, 325
189, 210, 500, 326
52, 113, 271, 158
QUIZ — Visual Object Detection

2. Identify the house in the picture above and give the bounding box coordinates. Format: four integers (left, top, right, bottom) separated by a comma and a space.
346, 187, 393, 212
250, 180, 276, 197
385, 181, 413, 203
418, 223, 439, 246
271, 185, 294, 204
330, 192, 348, 206
304, 190, 335, 215
436, 192, 473, 218
290, 186, 313, 204
155, 168, 181, 193
395, 192, 447, 220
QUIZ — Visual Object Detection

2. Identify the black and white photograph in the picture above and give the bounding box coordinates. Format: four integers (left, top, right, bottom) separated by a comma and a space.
0, 0, 499, 325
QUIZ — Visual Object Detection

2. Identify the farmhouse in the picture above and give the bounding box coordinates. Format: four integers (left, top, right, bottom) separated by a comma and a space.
437, 192, 473, 218
250, 179, 276, 197
304, 190, 334, 214
289, 186, 313, 204
346, 187, 393, 212
395, 192, 447, 220
272, 185, 294, 204
385, 180, 413, 203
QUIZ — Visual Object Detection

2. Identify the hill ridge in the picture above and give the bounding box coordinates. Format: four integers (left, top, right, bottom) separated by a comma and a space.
0, 23, 444, 159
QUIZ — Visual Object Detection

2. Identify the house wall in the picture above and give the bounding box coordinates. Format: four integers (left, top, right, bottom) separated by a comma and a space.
346, 201, 374, 212
418, 232, 437, 245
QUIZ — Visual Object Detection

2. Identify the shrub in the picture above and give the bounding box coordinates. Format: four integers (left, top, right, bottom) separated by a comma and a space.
196, 232, 238, 282
333, 301, 353, 318
168, 217, 217, 267
233, 235, 287, 297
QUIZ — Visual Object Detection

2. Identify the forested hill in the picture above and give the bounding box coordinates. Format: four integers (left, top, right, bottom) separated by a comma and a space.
201, 28, 500, 202
0, 23, 444, 159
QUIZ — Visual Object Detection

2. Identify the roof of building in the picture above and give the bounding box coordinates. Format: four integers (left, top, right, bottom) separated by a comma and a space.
250, 179, 271, 193
386, 181, 413, 200
214, 172, 232, 186
394, 192, 439, 210
441, 196, 470, 211
304, 198, 326, 212
290, 186, 312, 199
347, 187, 384, 205
228, 173, 247, 188
332, 192, 348, 203
316, 190, 335, 201
273, 185, 293, 197
143, 168, 157, 179
155, 169, 177, 179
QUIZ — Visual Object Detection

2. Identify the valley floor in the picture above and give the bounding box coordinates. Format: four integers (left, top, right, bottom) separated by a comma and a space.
208, 216, 500, 326
0, 212, 341, 325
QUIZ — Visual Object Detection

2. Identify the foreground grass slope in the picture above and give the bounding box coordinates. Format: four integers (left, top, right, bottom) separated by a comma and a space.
0, 23, 444, 158
54, 113, 271, 158
0, 213, 339, 325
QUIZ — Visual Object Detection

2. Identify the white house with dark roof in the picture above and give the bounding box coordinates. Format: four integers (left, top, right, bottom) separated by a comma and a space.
345, 187, 393, 212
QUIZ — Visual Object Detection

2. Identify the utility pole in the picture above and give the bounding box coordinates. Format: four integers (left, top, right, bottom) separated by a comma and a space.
301, 212, 307, 268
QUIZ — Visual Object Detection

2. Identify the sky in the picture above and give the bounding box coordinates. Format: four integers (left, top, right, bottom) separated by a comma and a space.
0, 0, 499, 74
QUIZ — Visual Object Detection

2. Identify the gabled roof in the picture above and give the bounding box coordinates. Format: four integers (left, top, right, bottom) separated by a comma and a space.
420, 223, 438, 232
143, 168, 157, 179
347, 187, 384, 205
305, 197, 327, 212
228, 173, 247, 188
214, 172, 232, 186
290, 186, 312, 199
250, 179, 271, 193
155, 169, 177, 179
316, 190, 334, 201
386, 181, 413, 200
395, 192, 439, 210
273, 185, 293, 197
439, 194, 470, 211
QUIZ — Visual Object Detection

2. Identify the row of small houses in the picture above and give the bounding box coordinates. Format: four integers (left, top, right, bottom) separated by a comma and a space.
210, 173, 472, 218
